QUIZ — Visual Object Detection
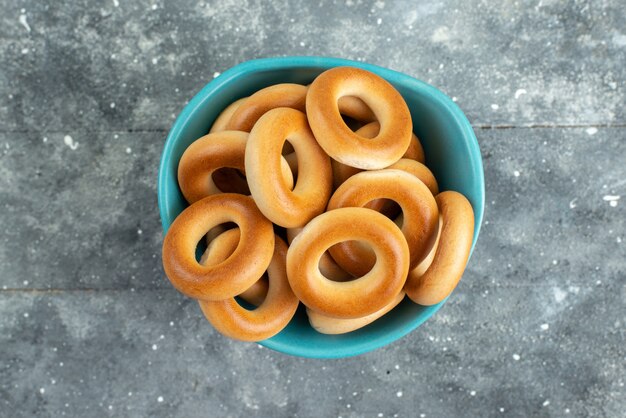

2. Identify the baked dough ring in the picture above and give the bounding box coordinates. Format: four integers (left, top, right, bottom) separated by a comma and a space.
284, 97, 376, 179
178, 131, 294, 204
226, 84, 307, 132
200, 228, 268, 306
304, 82, 376, 123
162, 194, 275, 301
387, 158, 438, 196
337, 96, 376, 123
307, 291, 405, 335
409, 216, 442, 278
286, 207, 410, 319
209, 98, 247, 133
405, 191, 474, 306
353, 121, 425, 163
245, 108, 333, 228
306, 67, 412, 169
366, 158, 439, 219
332, 157, 439, 222
199, 232, 298, 341
327, 170, 439, 277
332, 122, 426, 189
286, 228, 353, 282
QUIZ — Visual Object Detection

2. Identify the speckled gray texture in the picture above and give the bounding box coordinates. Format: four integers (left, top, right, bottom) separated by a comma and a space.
0, 0, 624, 417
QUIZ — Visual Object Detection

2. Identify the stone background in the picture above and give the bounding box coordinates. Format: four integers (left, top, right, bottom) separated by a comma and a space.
0, 0, 624, 417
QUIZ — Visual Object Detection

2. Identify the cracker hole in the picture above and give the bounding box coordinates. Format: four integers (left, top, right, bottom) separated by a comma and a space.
211, 168, 250, 195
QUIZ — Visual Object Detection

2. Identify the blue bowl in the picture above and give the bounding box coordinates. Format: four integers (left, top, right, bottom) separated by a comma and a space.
158, 56, 484, 359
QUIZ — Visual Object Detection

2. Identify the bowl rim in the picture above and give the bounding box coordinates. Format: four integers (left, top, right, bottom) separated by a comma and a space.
158, 56, 485, 358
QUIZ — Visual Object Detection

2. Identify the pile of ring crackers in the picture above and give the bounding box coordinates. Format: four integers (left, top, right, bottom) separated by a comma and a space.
162, 67, 474, 342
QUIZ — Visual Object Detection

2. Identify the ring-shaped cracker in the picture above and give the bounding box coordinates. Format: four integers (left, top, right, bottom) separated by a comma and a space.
245, 108, 332, 228
286, 207, 409, 319
306, 67, 412, 169
162, 194, 275, 301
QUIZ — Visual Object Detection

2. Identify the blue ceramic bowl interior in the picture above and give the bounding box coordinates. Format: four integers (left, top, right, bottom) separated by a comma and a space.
158, 56, 484, 359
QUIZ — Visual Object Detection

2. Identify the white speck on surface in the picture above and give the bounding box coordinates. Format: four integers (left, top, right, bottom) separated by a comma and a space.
157, 396, 163, 403
43, 137, 48, 143
377, 18, 382, 25
396, 391, 403, 397
452, 96, 458, 102
375, 0, 385, 8
565, 408, 570, 414
110, 102, 115, 108
378, 414, 384, 417
543, 400, 550, 407
152, 57, 158, 64
22, 48, 29, 54
514, 88, 527, 99
213, 72, 220, 78
112, 0, 119, 6
128, 392, 132, 396
299, 41, 305, 47
596, 280, 602, 285
500, 408, 505, 413
491, 104, 499, 110
569, 198, 578, 209
540, 323, 549, 331
64, 135, 78, 150
617, 236, 622, 243
512, 354, 521, 361
432, 26, 451, 43
169, 321, 174, 326
125, 147, 132, 154
152, 344, 157, 350
108, 405, 113, 410
552, 259, 558, 265
23, 280, 28, 285
23, 313, 29, 318
513, 170, 520, 177
586, 127, 598, 135
603, 195, 620, 206
39, 388, 45, 394
553, 287, 567, 303
151, 4, 158, 10
470, 391, 476, 396
612, 32, 626, 46
137, 229, 142, 235
602, 194, 621, 202
19, 14, 31, 32
394, 364, 400, 370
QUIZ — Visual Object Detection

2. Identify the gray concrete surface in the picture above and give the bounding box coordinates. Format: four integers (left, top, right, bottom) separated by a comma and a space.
0, 0, 624, 417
